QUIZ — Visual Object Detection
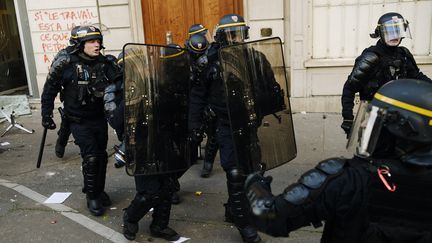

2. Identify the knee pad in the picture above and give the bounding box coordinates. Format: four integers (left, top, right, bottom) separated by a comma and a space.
227, 168, 246, 183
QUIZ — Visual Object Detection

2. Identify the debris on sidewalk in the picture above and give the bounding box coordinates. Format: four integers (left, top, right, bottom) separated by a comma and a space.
44, 192, 72, 204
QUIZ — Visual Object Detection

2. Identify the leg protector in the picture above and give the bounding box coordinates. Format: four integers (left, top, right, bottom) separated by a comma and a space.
83, 155, 99, 199
227, 168, 262, 243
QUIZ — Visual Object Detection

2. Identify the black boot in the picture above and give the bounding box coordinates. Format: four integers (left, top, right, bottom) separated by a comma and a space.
224, 202, 234, 223
86, 195, 104, 216
201, 161, 213, 178
122, 211, 138, 240
150, 191, 180, 241
123, 193, 157, 241
55, 141, 66, 158
171, 192, 180, 205
227, 168, 262, 243
100, 191, 112, 207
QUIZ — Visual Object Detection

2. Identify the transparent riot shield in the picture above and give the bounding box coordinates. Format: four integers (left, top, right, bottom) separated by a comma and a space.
219, 37, 296, 172
123, 43, 191, 175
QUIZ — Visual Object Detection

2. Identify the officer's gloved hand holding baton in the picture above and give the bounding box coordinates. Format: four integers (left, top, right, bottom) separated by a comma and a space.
189, 128, 204, 144
42, 115, 56, 130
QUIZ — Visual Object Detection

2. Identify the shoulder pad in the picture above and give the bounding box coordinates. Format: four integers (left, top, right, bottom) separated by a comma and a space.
359, 51, 380, 64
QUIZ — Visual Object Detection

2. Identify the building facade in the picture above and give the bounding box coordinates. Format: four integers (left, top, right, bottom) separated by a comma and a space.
5, 0, 432, 112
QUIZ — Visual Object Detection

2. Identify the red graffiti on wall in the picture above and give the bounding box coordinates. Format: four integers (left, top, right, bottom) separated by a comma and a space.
31, 8, 98, 69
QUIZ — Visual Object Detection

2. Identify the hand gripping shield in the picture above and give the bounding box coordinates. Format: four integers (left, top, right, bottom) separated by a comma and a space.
219, 37, 297, 172
123, 43, 191, 175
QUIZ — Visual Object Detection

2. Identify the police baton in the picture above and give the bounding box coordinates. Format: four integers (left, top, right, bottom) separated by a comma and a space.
36, 127, 48, 168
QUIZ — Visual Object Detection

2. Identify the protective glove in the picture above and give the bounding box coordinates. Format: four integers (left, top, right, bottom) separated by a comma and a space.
341, 119, 353, 136
42, 115, 56, 130
245, 172, 275, 217
189, 128, 204, 144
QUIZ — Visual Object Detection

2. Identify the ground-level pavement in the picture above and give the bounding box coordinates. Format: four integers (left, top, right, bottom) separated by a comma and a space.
0, 110, 351, 242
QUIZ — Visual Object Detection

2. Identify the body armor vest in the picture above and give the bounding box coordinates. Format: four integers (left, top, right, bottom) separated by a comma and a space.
63, 56, 108, 119
361, 45, 410, 101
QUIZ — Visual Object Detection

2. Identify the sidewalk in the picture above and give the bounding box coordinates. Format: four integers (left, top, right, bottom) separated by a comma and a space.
0, 109, 350, 242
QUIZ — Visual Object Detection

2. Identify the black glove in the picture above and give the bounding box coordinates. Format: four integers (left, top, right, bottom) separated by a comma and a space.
189, 128, 204, 144
341, 119, 353, 136
245, 172, 275, 218
42, 115, 56, 130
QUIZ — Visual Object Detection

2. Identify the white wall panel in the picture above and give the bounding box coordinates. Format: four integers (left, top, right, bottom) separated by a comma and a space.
103, 28, 132, 50
99, 5, 130, 28
98, 0, 128, 5
312, 0, 432, 59
248, 0, 283, 20
249, 20, 284, 42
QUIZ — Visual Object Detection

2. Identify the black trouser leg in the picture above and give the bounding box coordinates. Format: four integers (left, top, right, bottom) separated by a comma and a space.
227, 168, 261, 243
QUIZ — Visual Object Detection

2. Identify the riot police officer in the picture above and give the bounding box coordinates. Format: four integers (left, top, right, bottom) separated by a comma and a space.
185, 26, 219, 178
341, 12, 431, 136
246, 79, 432, 242
41, 25, 119, 216
103, 52, 126, 168
52, 25, 80, 158
121, 44, 187, 242
188, 14, 262, 242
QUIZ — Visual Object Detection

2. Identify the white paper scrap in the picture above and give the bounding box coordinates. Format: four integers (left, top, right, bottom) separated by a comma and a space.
0, 142, 10, 146
172, 237, 190, 243
44, 192, 72, 204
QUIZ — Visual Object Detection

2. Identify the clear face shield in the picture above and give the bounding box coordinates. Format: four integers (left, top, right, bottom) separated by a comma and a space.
224, 25, 249, 45
347, 101, 387, 158
380, 17, 411, 46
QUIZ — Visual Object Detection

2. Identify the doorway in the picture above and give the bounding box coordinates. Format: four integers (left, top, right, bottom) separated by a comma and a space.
0, 0, 27, 95
141, 0, 243, 45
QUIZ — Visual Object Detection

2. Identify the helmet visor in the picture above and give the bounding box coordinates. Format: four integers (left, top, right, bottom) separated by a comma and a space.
223, 25, 249, 45
380, 17, 411, 45
347, 102, 387, 158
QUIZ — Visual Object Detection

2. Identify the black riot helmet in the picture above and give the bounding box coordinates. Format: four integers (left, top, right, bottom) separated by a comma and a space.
185, 34, 209, 55
348, 79, 432, 166
188, 24, 208, 36
69, 25, 80, 46
214, 14, 249, 46
75, 25, 104, 50
370, 12, 411, 47
161, 43, 185, 59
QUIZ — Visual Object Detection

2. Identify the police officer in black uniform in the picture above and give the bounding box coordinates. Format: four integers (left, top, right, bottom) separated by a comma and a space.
246, 79, 432, 242
52, 25, 80, 158
122, 44, 185, 242
188, 14, 262, 243
41, 25, 119, 216
341, 12, 431, 136
103, 52, 126, 168
185, 24, 219, 178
